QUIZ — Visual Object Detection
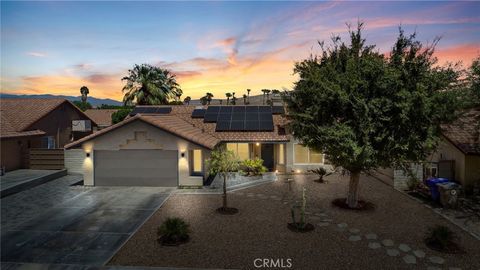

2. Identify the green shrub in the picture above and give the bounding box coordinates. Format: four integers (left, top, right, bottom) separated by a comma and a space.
240, 158, 267, 176
112, 108, 132, 124
425, 225, 455, 250
158, 217, 190, 244
308, 167, 332, 183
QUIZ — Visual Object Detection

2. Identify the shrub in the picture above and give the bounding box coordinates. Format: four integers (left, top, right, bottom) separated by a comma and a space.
308, 167, 332, 183
112, 108, 132, 124
425, 225, 456, 251
240, 158, 267, 176
157, 217, 190, 245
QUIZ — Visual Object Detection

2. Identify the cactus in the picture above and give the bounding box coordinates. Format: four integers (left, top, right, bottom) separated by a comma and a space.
299, 187, 306, 229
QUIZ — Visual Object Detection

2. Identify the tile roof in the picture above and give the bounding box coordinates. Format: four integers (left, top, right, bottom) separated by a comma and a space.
441, 107, 480, 155
0, 98, 96, 138
65, 105, 290, 149
84, 109, 118, 127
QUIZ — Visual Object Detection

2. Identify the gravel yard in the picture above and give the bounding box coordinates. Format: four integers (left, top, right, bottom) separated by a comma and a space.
109, 174, 480, 270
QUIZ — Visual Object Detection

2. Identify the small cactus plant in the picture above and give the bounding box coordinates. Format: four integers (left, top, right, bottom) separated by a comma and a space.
290, 187, 308, 230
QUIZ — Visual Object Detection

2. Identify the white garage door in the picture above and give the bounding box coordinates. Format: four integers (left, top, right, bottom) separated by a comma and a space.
94, 150, 178, 186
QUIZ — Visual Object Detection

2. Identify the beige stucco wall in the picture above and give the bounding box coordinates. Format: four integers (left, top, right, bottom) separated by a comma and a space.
285, 139, 326, 173
71, 120, 209, 187
465, 155, 480, 190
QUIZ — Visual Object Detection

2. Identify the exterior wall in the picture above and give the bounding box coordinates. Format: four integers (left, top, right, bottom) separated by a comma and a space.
429, 138, 465, 184
72, 120, 209, 186
274, 143, 287, 173
29, 102, 94, 148
393, 163, 423, 190
465, 155, 480, 190
64, 149, 84, 174
0, 137, 41, 171
285, 139, 325, 173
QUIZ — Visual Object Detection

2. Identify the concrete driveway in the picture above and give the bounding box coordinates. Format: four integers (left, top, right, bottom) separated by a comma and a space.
1, 175, 172, 266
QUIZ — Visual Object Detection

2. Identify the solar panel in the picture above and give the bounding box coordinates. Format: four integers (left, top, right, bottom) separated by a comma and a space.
272, 106, 285, 115
204, 113, 218, 122
157, 107, 172, 114
220, 106, 233, 113
245, 106, 259, 113
259, 113, 272, 121
258, 106, 272, 113
230, 120, 245, 131
258, 120, 274, 131
191, 109, 206, 118
244, 121, 259, 131
232, 106, 246, 113
232, 113, 245, 120
207, 106, 220, 113
217, 113, 232, 121
215, 120, 230, 131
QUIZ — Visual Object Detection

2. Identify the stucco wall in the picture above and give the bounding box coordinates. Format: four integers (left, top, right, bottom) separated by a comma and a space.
64, 148, 84, 174
465, 155, 480, 190
285, 139, 325, 173
71, 119, 209, 186
429, 138, 466, 185
1, 137, 42, 171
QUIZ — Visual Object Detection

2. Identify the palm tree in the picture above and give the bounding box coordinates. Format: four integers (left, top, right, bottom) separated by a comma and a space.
225, 93, 232, 105
183, 96, 191, 105
231, 92, 236, 105
243, 94, 248, 105
261, 89, 269, 105
122, 64, 182, 105
206, 92, 214, 105
175, 92, 182, 102
265, 89, 271, 104
80, 86, 89, 103
200, 96, 208, 106
246, 88, 251, 104
219, 100, 223, 105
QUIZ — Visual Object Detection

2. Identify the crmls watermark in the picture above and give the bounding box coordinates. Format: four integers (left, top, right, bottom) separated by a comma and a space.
253, 258, 293, 268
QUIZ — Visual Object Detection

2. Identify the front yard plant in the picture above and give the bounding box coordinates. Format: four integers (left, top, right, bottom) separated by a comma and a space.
240, 158, 268, 176
206, 147, 240, 215
308, 167, 332, 183
157, 217, 190, 246
288, 187, 314, 232
425, 225, 463, 254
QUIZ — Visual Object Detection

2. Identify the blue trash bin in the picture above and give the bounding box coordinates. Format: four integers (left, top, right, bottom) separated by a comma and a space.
426, 178, 450, 201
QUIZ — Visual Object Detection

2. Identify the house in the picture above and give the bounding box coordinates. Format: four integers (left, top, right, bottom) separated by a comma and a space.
64, 105, 327, 187
84, 109, 118, 130
394, 107, 480, 191
0, 98, 97, 171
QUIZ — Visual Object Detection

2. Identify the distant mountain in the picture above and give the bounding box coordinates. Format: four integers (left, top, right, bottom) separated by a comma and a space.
0, 93, 122, 107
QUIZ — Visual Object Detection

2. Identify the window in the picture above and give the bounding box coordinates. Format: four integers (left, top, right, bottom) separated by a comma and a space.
190, 149, 202, 175
41, 136, 55, 149
294, 144, 323, 164
226, 143, 250, 160
278, 144, 285, 164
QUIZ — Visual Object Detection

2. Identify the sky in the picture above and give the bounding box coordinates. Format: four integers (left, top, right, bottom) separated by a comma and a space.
1, 1, 479, 101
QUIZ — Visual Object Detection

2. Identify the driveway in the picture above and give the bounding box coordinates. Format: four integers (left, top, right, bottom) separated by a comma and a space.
1, 175, 172, 266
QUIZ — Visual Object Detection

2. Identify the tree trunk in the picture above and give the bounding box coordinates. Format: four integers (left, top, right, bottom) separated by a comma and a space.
222, 173, 227, 209
346, 171, 361, 208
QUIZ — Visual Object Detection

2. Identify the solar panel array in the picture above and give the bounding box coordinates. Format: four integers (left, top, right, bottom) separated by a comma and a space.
272, 106, 285, 115
129, 107, 172, 116
200, 106, 274, 132
191, 109, 206, 118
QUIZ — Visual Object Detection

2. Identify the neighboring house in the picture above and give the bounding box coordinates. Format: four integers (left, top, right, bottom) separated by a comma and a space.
84, 109, 118, 130
65, 105, 327, 187
394, 107, 480, 191
0, 98, 97, 171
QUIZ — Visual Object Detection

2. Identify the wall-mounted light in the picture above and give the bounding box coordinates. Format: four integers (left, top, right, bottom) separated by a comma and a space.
256, 142, 260, 146
86, 152, 90, 158
181, 152, 185, 158
296, 169, 301, 173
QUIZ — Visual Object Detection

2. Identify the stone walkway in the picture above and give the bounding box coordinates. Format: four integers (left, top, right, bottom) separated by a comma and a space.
230, 189, 464, 270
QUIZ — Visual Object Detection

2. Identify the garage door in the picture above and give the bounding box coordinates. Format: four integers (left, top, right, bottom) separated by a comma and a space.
94, 150, 178, 186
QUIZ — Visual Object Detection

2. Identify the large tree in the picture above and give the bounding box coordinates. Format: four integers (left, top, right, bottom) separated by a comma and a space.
122, 64, 182, 105
286, 24, 459, 208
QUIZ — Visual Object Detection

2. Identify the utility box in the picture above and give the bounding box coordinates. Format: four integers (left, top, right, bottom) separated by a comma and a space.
72, 120, 92, 132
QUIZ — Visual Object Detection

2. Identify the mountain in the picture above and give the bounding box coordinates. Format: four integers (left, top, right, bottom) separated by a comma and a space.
0, 93, 122, 107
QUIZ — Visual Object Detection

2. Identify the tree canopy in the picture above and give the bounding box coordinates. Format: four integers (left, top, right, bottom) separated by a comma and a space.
286, 23, 460, 207
122, 64, 182, 105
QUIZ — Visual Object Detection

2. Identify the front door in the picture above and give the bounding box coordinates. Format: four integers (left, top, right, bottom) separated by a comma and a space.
261, 144, 274, 171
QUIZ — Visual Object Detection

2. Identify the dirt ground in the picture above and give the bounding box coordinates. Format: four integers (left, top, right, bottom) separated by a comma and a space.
109, 173, 480, 270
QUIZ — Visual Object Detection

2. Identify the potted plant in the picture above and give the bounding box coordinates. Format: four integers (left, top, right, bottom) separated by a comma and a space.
157, 217, 190, 246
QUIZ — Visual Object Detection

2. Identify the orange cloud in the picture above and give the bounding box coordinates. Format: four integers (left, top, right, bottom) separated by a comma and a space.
434, 44, 480, 66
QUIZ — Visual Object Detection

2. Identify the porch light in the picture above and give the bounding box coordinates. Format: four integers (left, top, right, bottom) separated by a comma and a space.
275, 170, 278, 173
86, 152, 90, 158
296, 169, 301, 173
256, 143, 260, 146
181, 152, 185, 158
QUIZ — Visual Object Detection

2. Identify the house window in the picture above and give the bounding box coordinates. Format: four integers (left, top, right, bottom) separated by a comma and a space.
294, 144, 323, 164
190, 149, 202, 175
278, 144, 285, 164
226, 143, 250, 160
41, 136, 55, 149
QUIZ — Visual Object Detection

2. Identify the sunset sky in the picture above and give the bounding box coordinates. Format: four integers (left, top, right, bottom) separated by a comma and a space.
1, 1, 479, 101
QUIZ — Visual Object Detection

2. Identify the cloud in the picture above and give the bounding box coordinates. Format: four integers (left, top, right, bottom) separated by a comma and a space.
434, 44, 480, 67
26, 52, 47, 57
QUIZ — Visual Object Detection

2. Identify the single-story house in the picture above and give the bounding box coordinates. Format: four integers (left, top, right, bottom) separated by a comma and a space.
65, 105, 327, 187
394, 107, 480, 191
84, 109, 118, 130
0, 98, 97, 171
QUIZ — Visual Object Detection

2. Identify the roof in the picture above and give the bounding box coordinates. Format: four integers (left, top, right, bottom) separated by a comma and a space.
84, 109, 118, 127
65, 105, 290, 149
0, 98, 97, 138
441, 107, 480, 155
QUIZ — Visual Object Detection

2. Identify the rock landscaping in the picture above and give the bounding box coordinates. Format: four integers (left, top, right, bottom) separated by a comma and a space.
109, 173, 479, 270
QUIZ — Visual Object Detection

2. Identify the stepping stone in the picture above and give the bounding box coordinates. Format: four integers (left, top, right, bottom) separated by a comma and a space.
427, 267, 441, 270
321, 218, 333, 222
348, 228, 360, 234
314, 213, 328, 217
368, 242, 381, 249
398, 244, 411, 252
382, 239, 394, 247
348, 235, 361, 241
317, 222, 330, 227
403, 255, 416, 264
428, 256, 445, 265
386, 249, 400, 257
449, 268, 462, 270
413, 250, 425, 258
337, 223, 348, 228
365, 233, 378, 240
